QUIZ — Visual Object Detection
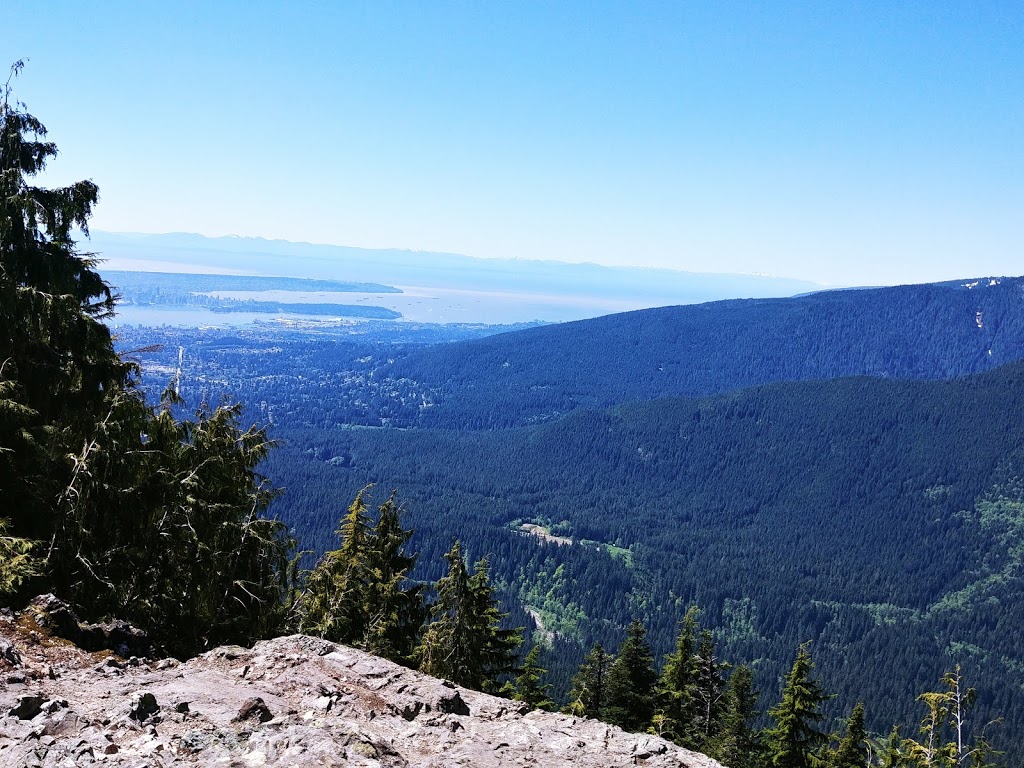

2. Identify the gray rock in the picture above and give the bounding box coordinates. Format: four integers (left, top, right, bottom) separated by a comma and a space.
24, 594, 81, 640
19, 595, 149, 659
97, 656, 125, 670
0, 628, 725, 768
208, 645, 247, 660
40, 699, 68, 715
128, 691, 159, 722
76, 619, 149, 658
0, 638, 21, 667
178, 728, 213, 754
9, 694, 44, 720
234, 696, 273, 723
435, 689, 470, 716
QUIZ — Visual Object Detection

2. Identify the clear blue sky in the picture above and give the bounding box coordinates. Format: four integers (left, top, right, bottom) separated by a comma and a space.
7, 1, 1022, 285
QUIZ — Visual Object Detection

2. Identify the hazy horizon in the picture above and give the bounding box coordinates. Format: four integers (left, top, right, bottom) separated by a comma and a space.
11, 3, 1023, 288
94, 229, 830, 325
91, 229, 837, 284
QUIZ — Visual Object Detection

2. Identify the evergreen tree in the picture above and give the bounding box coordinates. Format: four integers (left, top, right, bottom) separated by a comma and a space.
604, 619, 658, 732
967, 733, 1003, 768
0, 375, 43, 581
712, 665, 763, 768
417, 540, 473, 683
511, 645, 554, 711
565, 642, 611, 719
153, 400, 293, 652
655, 606, 702, 745
941, 666, 977, 768
417, 540, 521, 692
299, 489, 374, 644
50, 391, 295, 654
299, 488, 424, 663
879, 727, 910, 768
826, 703, 868, 768
0, 516, 36, 601
903, 667, 998, 768
362, 491, 425, 662
0, 67, 295, 654
765, 643, 831, 768
691, 629, 728, 748
465, 553, 523, 692
905, 691, 955, 768
0, 61, 132, 544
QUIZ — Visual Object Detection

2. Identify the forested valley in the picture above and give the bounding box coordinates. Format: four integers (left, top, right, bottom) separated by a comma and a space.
4, 71, 1024, 766
109, 282, 1024, 764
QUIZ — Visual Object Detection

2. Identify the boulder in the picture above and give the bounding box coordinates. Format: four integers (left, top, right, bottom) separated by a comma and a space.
19, 595, 149, 657
128, 691, 159, 722
0, 637, 21, 667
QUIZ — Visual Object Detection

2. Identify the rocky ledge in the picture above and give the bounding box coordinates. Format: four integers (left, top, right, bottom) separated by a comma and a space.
0, 610, 723, 768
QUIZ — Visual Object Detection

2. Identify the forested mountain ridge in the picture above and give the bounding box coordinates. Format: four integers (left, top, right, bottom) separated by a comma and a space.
261, 359, 1024, 748
108, 273, 1024, 756
110, 278, 1024, 754
382, 276, 1024, 427
109, 275, 1024, 435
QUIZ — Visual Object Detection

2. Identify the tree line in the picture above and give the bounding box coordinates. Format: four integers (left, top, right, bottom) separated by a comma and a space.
295, 488, 520, 691
561, 616, 1001, 768
293, 493, 1004, 767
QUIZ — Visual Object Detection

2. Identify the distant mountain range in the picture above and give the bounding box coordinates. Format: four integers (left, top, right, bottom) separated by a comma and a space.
89, 231, 824, 324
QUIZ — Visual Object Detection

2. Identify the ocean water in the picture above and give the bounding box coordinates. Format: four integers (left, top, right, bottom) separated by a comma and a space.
110, 285, 656, 327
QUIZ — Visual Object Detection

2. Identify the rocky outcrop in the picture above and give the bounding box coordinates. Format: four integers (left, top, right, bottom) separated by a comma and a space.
0, 611, 724, 768
18, 595, 149, 658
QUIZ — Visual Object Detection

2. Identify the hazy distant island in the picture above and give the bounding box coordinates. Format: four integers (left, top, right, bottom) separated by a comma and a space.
93, 231, 827, 326
106, 270, 404, 323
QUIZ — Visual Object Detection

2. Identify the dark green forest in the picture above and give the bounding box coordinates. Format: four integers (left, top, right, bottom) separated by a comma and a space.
257, 364, 1024, 743
114, 313, 1024, 761
385, 277, 1024, 427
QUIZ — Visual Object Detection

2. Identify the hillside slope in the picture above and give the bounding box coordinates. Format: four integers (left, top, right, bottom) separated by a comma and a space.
111, 274, 1024, 755
384, 276, 1024, 426
265, 360, 1024, 747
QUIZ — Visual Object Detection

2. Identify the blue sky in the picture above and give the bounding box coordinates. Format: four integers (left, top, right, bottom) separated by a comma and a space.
7, 1, 1023, 285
